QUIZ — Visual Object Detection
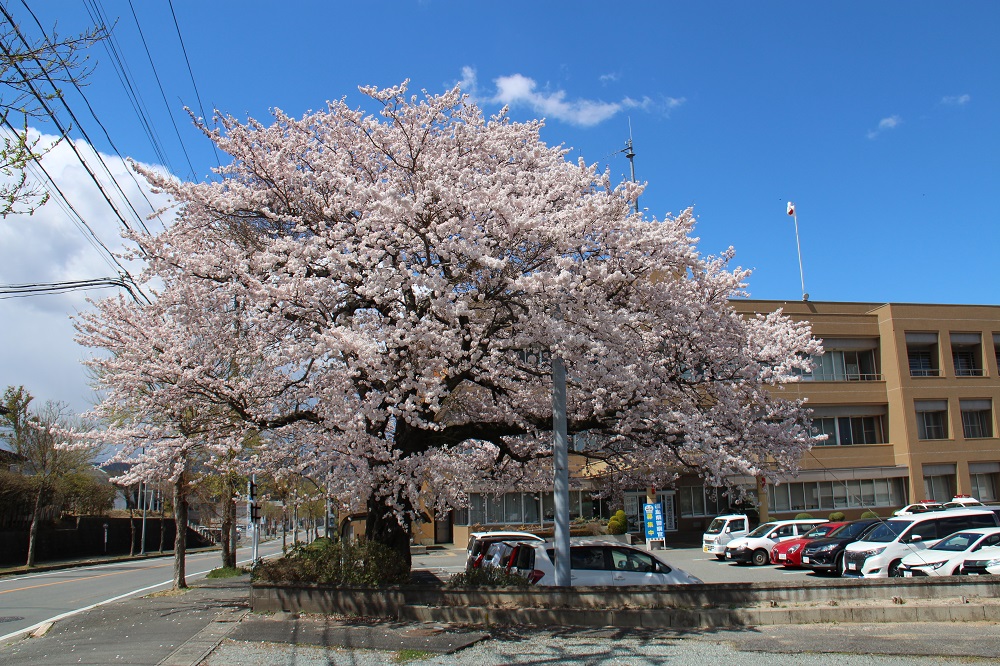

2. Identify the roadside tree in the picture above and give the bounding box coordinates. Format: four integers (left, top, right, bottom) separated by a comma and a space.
76, 83, 822, 570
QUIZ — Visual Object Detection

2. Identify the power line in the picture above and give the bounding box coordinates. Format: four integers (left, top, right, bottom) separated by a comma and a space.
81, 0, 176, 176
166, 0, 221, 172
17, 0, 166, 232
126, 0, 197, 181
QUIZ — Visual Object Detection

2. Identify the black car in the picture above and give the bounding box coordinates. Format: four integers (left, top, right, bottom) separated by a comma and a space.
800, 519, 883, 575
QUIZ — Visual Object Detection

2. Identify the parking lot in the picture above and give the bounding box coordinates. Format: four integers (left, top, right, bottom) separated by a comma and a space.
414, 541, 838, 585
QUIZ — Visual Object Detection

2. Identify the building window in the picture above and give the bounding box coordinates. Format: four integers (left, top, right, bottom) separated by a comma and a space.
923, 464, 956, 502
813, 415, 886, 445
970, 463, 1000, 502
961, 399, 994, 439
915, 400, 949, 440
803, 349, 880, 381
951, 332, 984, 377
768, 477, 905, 512
906, 332, 940, 377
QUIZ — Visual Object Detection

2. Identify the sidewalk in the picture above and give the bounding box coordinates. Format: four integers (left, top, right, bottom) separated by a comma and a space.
4, 568, 1000, 666
0, 573, 487, 666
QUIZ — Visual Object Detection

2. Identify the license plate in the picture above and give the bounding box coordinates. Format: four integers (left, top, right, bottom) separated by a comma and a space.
801, 556, 810, 564
726, 552, 732, 559
703, 545, 710, 553
903, 570, 912, 577
848, 563, 856, 571
778, 554, 786, 561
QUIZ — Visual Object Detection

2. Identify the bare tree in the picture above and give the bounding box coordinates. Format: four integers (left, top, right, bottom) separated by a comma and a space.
0, 8, 104, 216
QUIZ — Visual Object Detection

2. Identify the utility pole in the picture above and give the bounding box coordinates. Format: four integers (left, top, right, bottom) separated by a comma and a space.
552, 353, 570, 587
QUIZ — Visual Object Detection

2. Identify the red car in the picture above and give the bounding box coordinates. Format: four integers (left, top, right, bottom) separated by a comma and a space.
770, 522, 846, 567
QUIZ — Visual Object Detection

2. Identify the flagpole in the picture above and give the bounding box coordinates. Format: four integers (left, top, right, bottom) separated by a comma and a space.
788, 202, 808, 301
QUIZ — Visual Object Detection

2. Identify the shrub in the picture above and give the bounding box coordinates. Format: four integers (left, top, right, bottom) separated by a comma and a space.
828, 512, 846, 521
794, 513, 814, 520
606, 509, 628, 534
447, 567, 531, 588
860, 510, 879, 519
252, 538, 410, 586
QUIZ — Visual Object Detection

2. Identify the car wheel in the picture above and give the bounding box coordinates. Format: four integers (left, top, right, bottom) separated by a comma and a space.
888, 560, 903, 577
835, 553, 846, 577
752, 549, 769, 566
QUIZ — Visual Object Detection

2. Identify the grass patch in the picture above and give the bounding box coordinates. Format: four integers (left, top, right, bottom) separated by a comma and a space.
146, 587, 189, 598
395, 648, 432, 663
206, 566, 249, 579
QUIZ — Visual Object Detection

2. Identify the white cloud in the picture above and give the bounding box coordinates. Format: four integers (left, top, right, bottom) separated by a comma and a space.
867, 115, 902, 139
0, 130, 171, 414
941, 94, 971, 105
599, 72, 620, 85
456, 68, 683, 128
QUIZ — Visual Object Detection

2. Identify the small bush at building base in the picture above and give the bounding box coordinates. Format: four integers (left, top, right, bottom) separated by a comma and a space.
606, 509, 628, 535
860, 510, 879, 519
828, 512, 846, 521
794, 513, 814, 520
252, 538, 409, 586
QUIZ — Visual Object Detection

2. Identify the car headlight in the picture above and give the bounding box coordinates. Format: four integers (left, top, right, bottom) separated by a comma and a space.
859, 547, 886, 558
986, 558, 1000, 568
787, 545, 800, 554
812, 543, 837, 552
929, 560, 948, 570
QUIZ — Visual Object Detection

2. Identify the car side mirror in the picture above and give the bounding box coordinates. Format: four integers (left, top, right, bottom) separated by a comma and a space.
908, 534, 923, 543
724, 527, 731, 533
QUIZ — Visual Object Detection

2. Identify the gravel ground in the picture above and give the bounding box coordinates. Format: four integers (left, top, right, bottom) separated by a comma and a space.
204, 625, 992, 666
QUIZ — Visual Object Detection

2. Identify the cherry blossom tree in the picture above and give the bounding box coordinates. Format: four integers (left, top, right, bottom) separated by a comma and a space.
76, 83, 821, 570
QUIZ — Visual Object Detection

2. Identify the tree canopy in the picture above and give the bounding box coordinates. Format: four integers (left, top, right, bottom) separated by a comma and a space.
75, 83, 821, 561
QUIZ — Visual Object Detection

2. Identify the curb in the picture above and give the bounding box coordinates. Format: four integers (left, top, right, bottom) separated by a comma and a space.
398, 601, 1000, 628
157, 607, 248, 666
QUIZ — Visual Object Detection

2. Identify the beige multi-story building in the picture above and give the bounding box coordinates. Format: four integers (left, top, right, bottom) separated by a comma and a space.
427, 300, 1000, 546
730, 299, 1000, 522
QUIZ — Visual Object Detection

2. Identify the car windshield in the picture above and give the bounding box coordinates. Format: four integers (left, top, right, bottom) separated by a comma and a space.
706, 518, 727, 534
863, 520, 912, 543
748, 522, 776, 538
931, 532, 979, 552
804, 525, 832, 539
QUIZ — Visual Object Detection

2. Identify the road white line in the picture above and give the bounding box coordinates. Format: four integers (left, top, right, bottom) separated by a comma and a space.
0, 550, 280, 645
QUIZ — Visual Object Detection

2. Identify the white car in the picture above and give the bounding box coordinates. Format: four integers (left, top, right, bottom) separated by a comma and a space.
893, 501, 944, 516
897, 527, 1000, 576
509, 539, 702, 586
465, 531, 544, 569
959, 545, 1000, 575
843, 508, 1000, 577
723, 519, 826, 566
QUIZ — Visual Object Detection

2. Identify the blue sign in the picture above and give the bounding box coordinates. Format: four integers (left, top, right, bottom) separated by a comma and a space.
643, 502, 665, 540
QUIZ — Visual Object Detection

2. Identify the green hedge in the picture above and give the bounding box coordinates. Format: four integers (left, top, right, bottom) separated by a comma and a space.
253, 537, 409, 586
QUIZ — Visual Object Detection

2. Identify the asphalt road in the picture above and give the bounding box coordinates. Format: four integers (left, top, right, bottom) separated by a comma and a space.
0, 538, 286, 643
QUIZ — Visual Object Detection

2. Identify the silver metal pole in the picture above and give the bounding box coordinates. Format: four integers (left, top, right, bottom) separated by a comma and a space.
250, 473, 259, 562
791, 208, 808, 300
552, 355, 571, 587
139, 481, 147, 555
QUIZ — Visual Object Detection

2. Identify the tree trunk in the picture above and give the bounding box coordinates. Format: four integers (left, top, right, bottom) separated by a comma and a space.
281, 504, 287, 552
220, 475, 236, 569
365, 493, 412, 572
172, 472, 188, 590
25, 484, 44, 567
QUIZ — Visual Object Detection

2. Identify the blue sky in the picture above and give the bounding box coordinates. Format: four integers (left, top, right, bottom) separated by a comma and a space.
1, 1, 998, 413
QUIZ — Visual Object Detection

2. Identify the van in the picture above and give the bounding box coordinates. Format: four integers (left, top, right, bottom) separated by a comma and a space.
842, 508, 1000, 578
701, 514, 750, 560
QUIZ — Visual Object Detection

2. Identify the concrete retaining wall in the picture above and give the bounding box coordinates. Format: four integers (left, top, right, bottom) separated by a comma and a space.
251, 575, 1000, 627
